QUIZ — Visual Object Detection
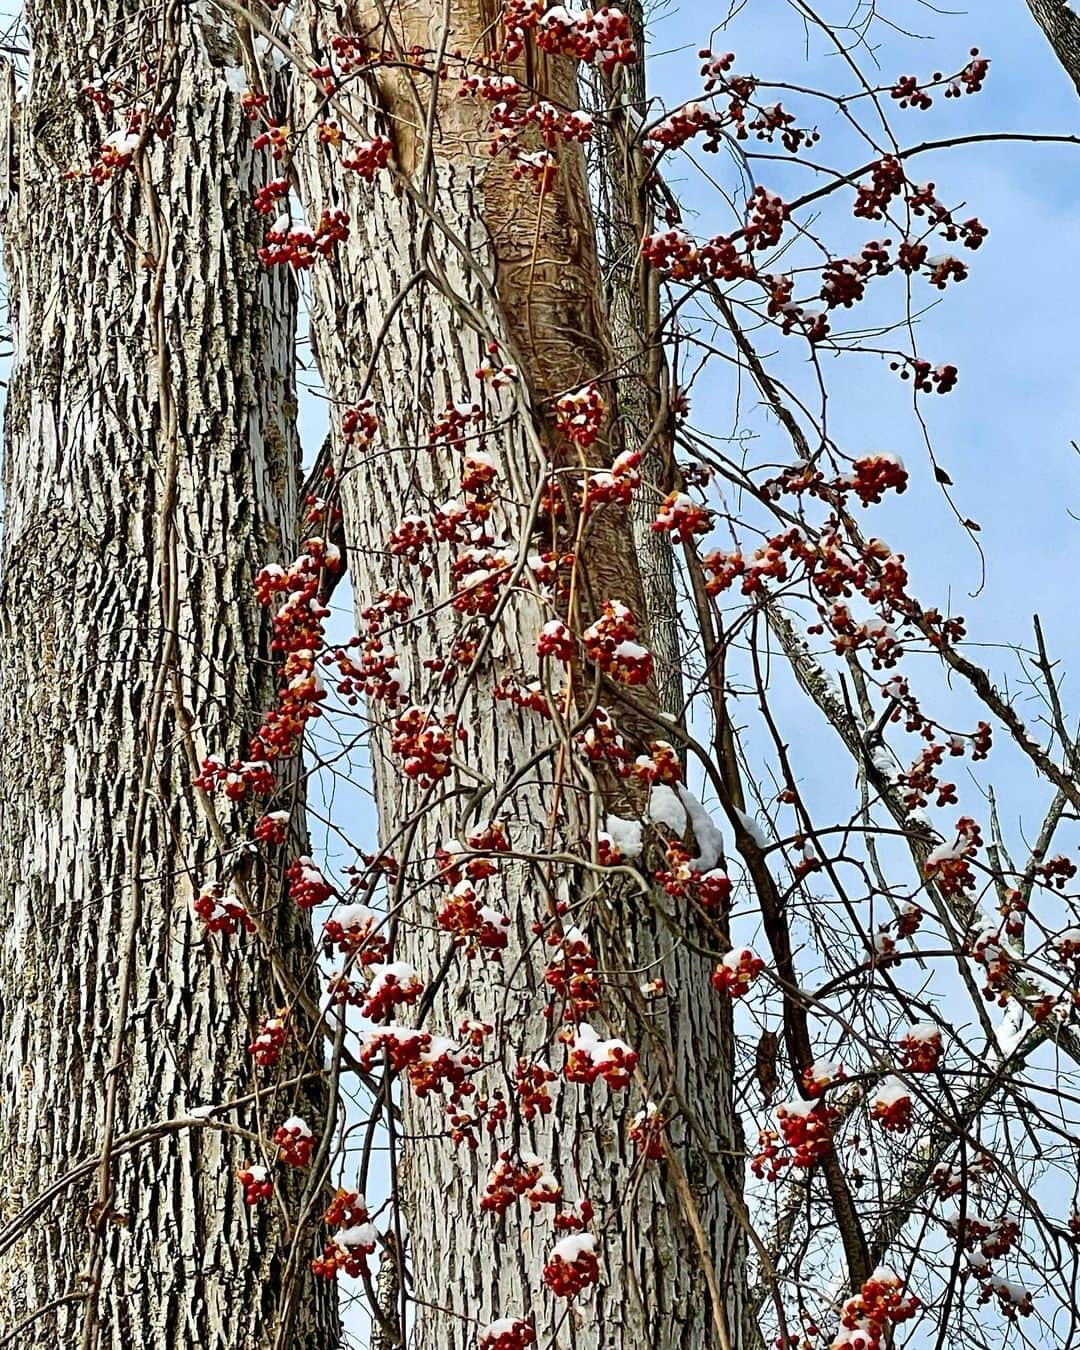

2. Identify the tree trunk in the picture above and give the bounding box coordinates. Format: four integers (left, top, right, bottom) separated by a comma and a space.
293, 6, 745, 1347
0, 13, 334, 1349
1027, 0, 1080, 92
586, 0, 686, 724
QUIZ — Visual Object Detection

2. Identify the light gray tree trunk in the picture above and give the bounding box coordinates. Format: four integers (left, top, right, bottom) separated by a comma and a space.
1026, 0, 1080, 91
587, 0, 686, 723
293, 5, 745, 1347
0, 11, 334, 1348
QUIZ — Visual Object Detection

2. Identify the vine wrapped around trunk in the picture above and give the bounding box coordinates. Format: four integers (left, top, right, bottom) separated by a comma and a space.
291, 3, 744, 1346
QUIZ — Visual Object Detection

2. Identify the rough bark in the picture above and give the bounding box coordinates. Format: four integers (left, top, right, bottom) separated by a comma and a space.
0, 12, 334, 1349
1026, 0, 1080, 93
293, 5, 744, 1347
586, 0, 686, 723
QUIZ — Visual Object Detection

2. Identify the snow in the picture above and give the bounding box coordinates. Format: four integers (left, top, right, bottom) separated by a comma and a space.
368, 961, 419, 995
222, 65, 248, 94
677, 786, 725, 871
873, 1077, 911, 1107
870, 747, 899, 781
481, 1320, 524, 1340
419, 1035, 458, 1064
925, 837, 966, 866
989, 1278, 1031, 1306
573, 1023, 633, 1065
104, 130, 141, 156
649, 784, 687, 835
777, 1096, 817, 1118
550, 1231, 596, 1263
281, 1115, 312, 1135
632, 1100, 660, 1126
604, 814, 643, 860
336, 1222, 377, 1248
735, 808, 771, 849
993, 1000, 1026, 1056
331, 903, 377, 931
904, 1022, 940, 1042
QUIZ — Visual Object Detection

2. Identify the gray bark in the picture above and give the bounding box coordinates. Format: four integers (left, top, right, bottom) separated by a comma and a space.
587, 1, 686, 723
0, 12, 334, 1349
293, 6, 744, 1347
1027, 0, 1080, 93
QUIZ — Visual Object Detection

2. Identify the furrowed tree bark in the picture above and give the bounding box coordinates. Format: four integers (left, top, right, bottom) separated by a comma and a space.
0, 13, 334, 1348
586, 0, 686, 723
1026, 0, 1080, 93
292, 4, 745, 1347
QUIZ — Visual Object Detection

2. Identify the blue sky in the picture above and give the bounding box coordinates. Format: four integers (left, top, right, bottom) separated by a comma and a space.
642, 0, 1080, 650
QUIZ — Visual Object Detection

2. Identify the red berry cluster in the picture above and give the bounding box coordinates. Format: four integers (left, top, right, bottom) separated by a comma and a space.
834, 1268, 919, 1350
248, 1014, 288, 1068
254, 810, 290, 846
342, 135, 393, 178
542, 1232, 600, 1299
237, 1164, 272, 1206
274, 1116, 314, 1167
389, 707, 457, 786
322, 903, 389, 963
542, 927, 601, 1022
582, 601, 654, 686
258, 209, 350, 269
361, 961, 424, 1020
479, 1317, 537, 1350
481, 1153, 546, 1216
287, 856, 335, 910
629, 1101, 666, 1160
193, 883, 255, 937
711, 947, 765, 999
652, 490, 712, 541
514, 1058, 558, 1121
531, 4, 636, 73
555, 382, 606, 448
437, 880, 511, 959
870, 1080, 913, 1134
311, 1192, 378, 1280
752, 1099, 838, 1179
562, 1023, 638, 1090
897, 1024, 942, 1073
